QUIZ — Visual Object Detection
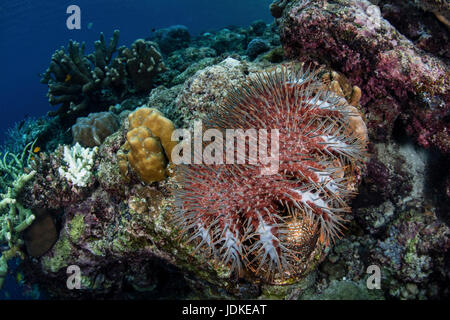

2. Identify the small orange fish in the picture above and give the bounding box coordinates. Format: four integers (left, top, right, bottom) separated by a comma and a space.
65, 74, 71, 82
33, 147, 41, 153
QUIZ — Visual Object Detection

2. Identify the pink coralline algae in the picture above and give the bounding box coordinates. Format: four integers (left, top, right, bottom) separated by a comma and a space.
278, 0, 449, 153
379, 0, 449, 60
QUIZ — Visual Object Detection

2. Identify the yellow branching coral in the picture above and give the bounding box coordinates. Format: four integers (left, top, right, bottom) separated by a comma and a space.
119, 107, 176, 183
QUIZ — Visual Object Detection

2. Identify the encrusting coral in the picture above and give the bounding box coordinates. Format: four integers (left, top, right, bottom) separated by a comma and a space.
175, 64, 368, 283
72, 111, 119, 147
41, 30, 165, 123
118, 107, 177, 183
7, 10, 447, 298
1, 140, 36, 194
270, 0, 291, 18
414, 0, 450, 27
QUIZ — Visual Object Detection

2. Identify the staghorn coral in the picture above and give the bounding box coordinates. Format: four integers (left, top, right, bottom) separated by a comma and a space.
247, 38, 270, 60
278, 0, 450, 153
2, 116, 66, 157
118, 107, 177, 183
58, 143, 98, 188
174, 65, 368, 283
72, 111, 119, 147
112, 39, 166, 92
41, 30, 165, 123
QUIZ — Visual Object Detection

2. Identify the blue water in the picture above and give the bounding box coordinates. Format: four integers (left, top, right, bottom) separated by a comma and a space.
0, 0, 273, 144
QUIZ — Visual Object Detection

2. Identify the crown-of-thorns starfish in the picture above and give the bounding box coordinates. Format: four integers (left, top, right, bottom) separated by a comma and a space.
174, 65, 368, 281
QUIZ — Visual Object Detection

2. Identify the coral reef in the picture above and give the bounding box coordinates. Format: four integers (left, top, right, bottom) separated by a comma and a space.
58, 143, 98, 188
378, 0, 450, 60
175, 65, 368, 283
41, 30, 165, 123
250, 20, 268, 36
175, 57, 272, 125
247, 38, 270, 60
3, 116, 67, 156
118, 107, 176, 183
72, 112, 119, 147
23, 208, 58, 258
212, 28, 247, 55
5, 10, 447, 299
270, 0, 291, 18
278, 0, 449, 153
147, 20, 281, 91
0, 142, 37, 288
414, 0, 450, 27
146, 85, 186, 127
296, 139, 450, 300
19, 123, 256, 298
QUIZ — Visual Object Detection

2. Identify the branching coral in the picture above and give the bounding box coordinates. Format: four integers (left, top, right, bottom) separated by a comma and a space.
58, 143, 98, 187
118, 107, 176, 183
414, 0, 450, 27
0, 147, 37, 289
41, 30, 165, 122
